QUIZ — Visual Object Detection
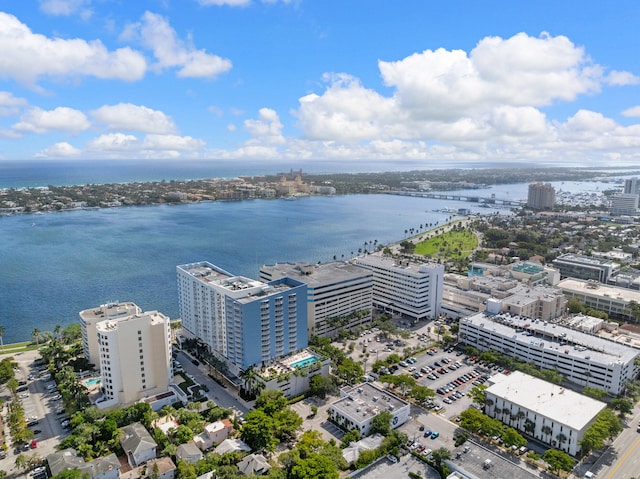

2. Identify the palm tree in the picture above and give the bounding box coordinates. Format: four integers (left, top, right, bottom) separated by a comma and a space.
515, 410, 526, 430
556, 432, 568, 451
524, 419, 535, 436
541, 425, 553, 443
54, 324, 62, 340
0, 324, 5, 351
32, 328, 41, 346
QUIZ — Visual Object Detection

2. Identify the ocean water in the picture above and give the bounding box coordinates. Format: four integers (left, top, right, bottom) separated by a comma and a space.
0, 194, 502, 343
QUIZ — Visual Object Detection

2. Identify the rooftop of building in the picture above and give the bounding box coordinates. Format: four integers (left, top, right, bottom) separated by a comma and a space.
511, 263, 545, 275
552, 253, 617, 267
356, 254, 443, 275
79, 301, 141, 322
260, 261, 371, 286
96, 310, 169, 332
558, 278, 640, 303
178, 261, 300, 302
256, 348, 326, 379
486, 371, 607, 431
330, 382, 408, 422
461, 311, 639, 365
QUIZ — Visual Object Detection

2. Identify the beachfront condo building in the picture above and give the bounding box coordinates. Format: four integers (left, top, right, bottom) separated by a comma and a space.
259, 262, 373, 337
355, 255, 444, 321
79, 301, 142, 367
95, 310, 173, 409
177, 261, 308, 375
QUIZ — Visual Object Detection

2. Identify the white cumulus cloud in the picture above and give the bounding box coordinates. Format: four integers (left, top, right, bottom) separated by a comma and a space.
91, 103, 177, 134
35, 142, 81, 158
86, 133, 139, 151
12, 107, 90, 134
39, 0, 92, 18
141, 134, 205, 151
244, 108, 285, 144
0, 12, 146, 88
122, 11, 232, 79
0, 91, 28, 117
622, 106, 640, 118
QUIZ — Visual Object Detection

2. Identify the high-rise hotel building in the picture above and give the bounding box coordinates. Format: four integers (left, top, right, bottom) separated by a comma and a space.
354, 255, 444, 321
177, 261, 307, 374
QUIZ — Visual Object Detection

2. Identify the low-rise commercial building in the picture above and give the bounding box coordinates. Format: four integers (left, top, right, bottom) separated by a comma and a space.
259, 261, 373, 337
558, 278, 640, 321
458, 312, 640, 395
552, 254, 620, 283
485, 372, 606, 456
328, 382, 410, 436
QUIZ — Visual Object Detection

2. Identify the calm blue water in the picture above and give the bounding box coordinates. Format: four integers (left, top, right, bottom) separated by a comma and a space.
1, 194, 503, 343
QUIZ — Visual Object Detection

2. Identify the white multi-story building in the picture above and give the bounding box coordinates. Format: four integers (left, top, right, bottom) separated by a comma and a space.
176, 261, 307, 375
79, 302, 141, 367
328, 382, 410, 436
485, 372, 606, 456
96, 310, 172, 409
459, 311, 639, 395
354, 255, 444, 321
552, 253, 620, 283
558, 278, 640, 321
259, 262, 373, 337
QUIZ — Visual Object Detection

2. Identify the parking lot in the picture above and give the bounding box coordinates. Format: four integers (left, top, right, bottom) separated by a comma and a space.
0, 350, 72, 475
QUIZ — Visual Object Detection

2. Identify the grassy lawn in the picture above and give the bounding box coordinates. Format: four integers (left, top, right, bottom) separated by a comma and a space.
414, 229, 478, 260
0, 341, 41, 356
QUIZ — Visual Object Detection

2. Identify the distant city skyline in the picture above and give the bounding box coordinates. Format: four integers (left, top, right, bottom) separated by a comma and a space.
0, 1, 638, 166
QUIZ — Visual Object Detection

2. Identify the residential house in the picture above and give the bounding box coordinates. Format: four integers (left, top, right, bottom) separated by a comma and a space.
120, 422, 158, 468
194, 419, 234, 451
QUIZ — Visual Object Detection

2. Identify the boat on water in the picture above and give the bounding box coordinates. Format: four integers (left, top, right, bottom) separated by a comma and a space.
283, 195, 297, 201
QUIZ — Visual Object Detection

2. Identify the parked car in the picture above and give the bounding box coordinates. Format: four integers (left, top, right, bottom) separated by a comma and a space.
431, 431, 440, 439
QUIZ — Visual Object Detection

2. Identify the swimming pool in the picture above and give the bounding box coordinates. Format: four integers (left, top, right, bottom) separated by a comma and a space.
84, 378, 102, 386
290, 356, 319, 369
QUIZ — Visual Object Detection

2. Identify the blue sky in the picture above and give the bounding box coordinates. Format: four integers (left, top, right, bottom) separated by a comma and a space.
0, 0, 638, 167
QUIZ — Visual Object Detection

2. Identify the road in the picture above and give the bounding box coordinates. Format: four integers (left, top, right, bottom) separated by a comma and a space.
573, 404, 640, 479
175, 350, 250, 417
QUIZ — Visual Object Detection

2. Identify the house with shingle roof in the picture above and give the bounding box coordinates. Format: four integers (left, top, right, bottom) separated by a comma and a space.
47, 448, 120, 479
120, 422, 157, 468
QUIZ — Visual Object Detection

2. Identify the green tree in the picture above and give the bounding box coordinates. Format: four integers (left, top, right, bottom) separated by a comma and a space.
430, 447, 451, 469
543, 449, 574, 475
341, 429, 361, 448
309, 374, 334, 399
611, 398, 633, 417
241, 409, 277, 451
370, 410, 393, 436
255, 389, 288, 414
290, 453, 339, 479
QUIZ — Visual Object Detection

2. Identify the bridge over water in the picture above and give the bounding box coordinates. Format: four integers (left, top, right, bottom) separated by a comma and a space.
385, 190, 525, 206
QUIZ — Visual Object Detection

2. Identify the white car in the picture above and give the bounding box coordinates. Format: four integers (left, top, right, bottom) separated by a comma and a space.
20, 393, 29, 398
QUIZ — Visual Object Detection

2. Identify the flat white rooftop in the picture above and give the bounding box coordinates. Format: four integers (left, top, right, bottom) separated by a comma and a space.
462, 311, 638, 365
559, 278, 640, 303
486, 371, 606, 431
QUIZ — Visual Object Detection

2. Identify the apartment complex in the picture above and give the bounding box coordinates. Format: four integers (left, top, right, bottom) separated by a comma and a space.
259, 262, 373, 337
354, 255, 444, 321
485, 372, 606, 456
176, 261, 307, 375
552, 253, 620, 283
458, 311, 639, 395
79, 301, 141, 367
527, 183, 555, 210
328, 382, 410, 436
558, 278, 640, 321
95, 310, 172, 409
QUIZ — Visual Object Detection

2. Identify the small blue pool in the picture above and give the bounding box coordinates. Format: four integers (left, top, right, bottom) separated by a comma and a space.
290, 356, 319, 368
85, 378, 102, 386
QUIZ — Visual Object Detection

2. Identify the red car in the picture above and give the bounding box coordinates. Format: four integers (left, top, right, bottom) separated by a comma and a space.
30, 440, 37, 449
